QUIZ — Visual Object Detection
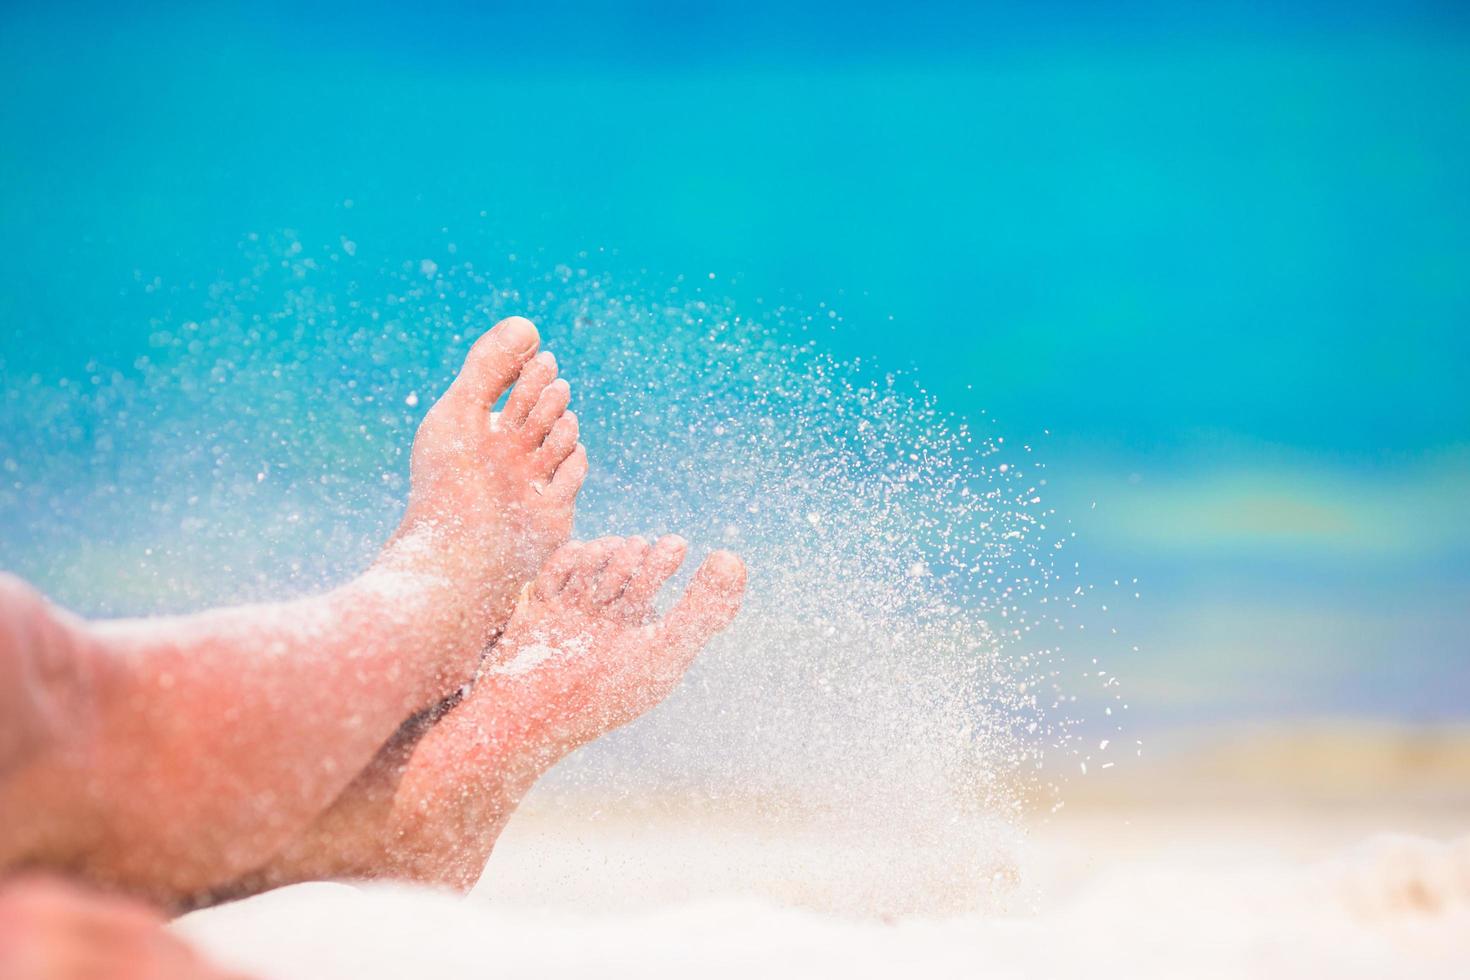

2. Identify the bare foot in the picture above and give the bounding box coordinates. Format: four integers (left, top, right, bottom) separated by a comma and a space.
0, 316, 590, 903
384, 313, 589, 680
254, 536, 746, 892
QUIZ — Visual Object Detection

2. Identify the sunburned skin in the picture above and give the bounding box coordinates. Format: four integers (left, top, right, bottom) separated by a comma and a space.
236, 534, 747, 894
0, 316, 587, 907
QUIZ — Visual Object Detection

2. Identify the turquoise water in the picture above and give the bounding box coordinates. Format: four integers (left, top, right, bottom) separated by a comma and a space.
1, 2, 1467, 724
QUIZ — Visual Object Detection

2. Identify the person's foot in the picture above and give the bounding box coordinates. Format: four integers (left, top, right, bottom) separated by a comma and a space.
376, 315, 589, 694
1, 316, 587, 899
252, 536, 746, 892
451, 533, 746, 757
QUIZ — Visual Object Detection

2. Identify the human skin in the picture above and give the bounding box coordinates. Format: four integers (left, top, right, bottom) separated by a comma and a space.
0, 316, 587, 907
231, 535, 747, 894
0, 874, 250, 980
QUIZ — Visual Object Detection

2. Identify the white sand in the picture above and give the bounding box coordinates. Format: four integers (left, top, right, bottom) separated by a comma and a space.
177, 791, 1470, 979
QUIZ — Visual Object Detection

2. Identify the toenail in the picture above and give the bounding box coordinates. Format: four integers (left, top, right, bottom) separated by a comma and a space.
496, 317, 538, 351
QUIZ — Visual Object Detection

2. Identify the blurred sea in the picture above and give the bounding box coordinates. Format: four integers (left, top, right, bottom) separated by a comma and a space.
1, 0, 1467, 727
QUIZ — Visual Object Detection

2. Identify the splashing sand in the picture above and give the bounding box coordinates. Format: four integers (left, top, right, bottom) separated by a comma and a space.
0, 232, 1111, 917
7, 235, 1467, 974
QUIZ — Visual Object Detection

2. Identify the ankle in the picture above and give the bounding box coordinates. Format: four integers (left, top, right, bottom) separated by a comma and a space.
339, 536, 490, 705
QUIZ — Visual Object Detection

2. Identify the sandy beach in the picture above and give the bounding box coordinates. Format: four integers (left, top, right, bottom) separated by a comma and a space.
176, 724, 1470, 978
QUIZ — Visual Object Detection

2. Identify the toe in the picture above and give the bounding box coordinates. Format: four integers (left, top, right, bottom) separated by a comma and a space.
624, 550, 745, 705
548, 444, 588, 502
444, 317, 541, 411
535, 412, 580, 473
563, 537, 620, 600
592, 536, 649, 606
522, 379, 572, 444
500, 351, 557, 428
617, 534, 689, 612
532, 542, 583, 601
660, 551, 746, 656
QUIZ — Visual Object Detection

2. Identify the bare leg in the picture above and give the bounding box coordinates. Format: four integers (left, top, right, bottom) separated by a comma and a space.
251, 536, 746, 892
0, 316, 589, 905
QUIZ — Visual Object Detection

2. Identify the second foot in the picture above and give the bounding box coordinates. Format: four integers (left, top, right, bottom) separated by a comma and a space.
260, 536, 746, 892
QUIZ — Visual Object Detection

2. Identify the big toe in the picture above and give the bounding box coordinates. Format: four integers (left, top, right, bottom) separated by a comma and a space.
445, 316, 541, 411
